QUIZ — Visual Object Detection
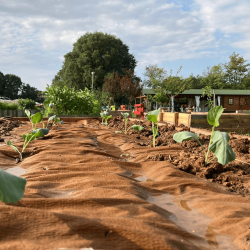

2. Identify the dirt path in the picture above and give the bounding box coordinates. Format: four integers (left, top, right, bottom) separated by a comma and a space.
0, 118, 250, 249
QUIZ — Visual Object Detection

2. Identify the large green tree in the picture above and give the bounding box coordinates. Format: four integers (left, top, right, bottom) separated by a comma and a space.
3, 74, 22, 99
52, 32, 138, 90
19, 83, 41, 102
224, 52, 250, 86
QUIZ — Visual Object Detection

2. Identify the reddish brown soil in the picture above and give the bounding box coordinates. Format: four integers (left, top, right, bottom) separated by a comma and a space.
0, 117, 250, 249
97, 116, 250, 199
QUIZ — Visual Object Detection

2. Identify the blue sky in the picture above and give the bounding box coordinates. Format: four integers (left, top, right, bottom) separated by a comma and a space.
0, 0, 250, 91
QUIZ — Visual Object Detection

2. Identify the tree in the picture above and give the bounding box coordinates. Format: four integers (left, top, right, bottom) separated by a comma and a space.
0, 71, 6, 97
103, 71, 123, 103
143, 65, 167, 89
200, 65, 226, 89
224, 52, 250, 86
19, 83, 40, 102
52, 32, 138, 90
4, 74, 22, 99
120, 70, 143, 109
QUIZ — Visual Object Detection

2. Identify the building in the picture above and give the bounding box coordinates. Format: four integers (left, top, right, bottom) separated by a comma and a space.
142, 89, 250, 112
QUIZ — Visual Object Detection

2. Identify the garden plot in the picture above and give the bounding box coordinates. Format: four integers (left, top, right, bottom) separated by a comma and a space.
0, 118, 250, 249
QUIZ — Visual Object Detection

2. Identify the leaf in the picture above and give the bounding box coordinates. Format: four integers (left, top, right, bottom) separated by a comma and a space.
0, 169, 26, 203
104, 115, 112, 120
32, 128, 49, 138
173, 131, 199, 143
121, 112, 129, 119
207, 106, 224, 127
209, 131, 236, 165
115, 131, 122, 133
55, 117, 60, 122
147, 108, 161, 123
48, 115, 57, 123
25, 109, 31, 118
148, 108, 161, 116
131, 125, 144, 131
31, 112, 43, 125
6, 141, 20, 154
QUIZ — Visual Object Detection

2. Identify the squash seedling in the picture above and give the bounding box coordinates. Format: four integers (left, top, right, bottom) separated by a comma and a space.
6, 128, 49, 161
121, 112, 129, 134
116, 124, 144, 134
103, 115, 112, 128
147, 108, 161, 147
173, 106, 236, 166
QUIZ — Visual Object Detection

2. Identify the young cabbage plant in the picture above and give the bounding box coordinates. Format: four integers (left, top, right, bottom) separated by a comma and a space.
6, 128, 49, 161
121, 112, 129, 134
115, 124, 144, 134
103, 115, 112, 128
147, 108, 161, 147
173, 106, 236, 166
0, 168, 26, 203
25, 110, 43, 130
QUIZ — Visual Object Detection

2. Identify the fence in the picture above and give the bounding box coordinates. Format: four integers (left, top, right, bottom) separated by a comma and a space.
158, 111, 250, 133
0, 109, 39, 117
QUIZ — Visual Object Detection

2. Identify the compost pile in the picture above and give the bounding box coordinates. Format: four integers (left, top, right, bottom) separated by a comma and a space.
1, 119, 250, 249
89, 116, 250, 199
0, 117, 22, 139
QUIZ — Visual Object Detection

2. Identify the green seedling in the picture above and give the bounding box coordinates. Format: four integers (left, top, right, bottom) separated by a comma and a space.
147, 108, 161, 147
25, 110, 43, 130
103, 115, 112, 128
173, 106, 235, 166
100, 113, 105, 124
116, 124, 144, 134
6, 128, 49, 161
0, 168, 26, 203
121, 112, 129, 134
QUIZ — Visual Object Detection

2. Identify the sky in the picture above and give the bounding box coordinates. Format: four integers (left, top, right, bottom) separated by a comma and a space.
0, 0, 250, 92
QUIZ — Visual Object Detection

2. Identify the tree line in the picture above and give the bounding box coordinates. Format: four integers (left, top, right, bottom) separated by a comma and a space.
0, 71, 44, 102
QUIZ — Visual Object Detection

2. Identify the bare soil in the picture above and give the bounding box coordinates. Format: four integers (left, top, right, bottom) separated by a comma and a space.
93, 116, 250, 199
0, 117, 250, 249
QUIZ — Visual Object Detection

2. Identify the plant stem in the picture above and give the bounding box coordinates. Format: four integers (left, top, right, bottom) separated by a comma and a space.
205, 126, 215, 166
125, 119, 128, 134
207, 156, 216, 164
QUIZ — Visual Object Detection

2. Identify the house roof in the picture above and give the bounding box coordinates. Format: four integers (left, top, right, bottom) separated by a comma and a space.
142, 89, 250, 96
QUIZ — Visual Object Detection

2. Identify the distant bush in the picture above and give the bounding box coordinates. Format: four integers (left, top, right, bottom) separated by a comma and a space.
0, 102, 18, 110
17, 98, 36, 110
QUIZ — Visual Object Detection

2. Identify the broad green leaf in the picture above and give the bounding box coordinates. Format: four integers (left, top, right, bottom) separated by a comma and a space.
54, 117, 60, 123
173, 131, 199, 143
207, 106, 224, 127
209, 131, 236, 165
48, 115, 56, 123
147, 115, 158, 123
104, 115, 112, 120
25, 109, 31, 118
148, 108, 161, 116
121, 112, 129, 119
0, 169, 27, 203
147, 108, 161, 123
31, 112, 43, 125
132, 125, 144, 131
32, 128, 49, 138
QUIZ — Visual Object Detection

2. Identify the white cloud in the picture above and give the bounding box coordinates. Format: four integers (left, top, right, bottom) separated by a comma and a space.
0, 0, 249, 91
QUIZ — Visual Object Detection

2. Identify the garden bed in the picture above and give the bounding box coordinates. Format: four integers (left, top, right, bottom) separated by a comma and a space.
0, 117, 250, 249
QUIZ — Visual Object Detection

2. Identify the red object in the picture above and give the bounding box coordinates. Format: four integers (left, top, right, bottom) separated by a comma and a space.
120, 105, 126, 110
134, 104, 144, 120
